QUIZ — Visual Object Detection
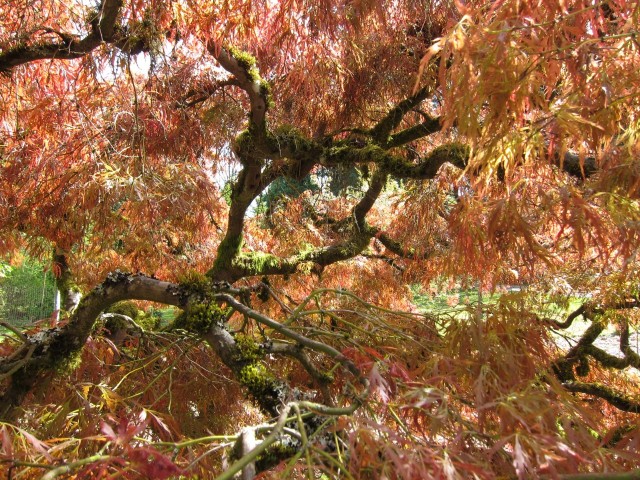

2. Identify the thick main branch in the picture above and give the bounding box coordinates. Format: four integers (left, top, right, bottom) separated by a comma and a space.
0, 0, 124, 72
0, 273, 184, 419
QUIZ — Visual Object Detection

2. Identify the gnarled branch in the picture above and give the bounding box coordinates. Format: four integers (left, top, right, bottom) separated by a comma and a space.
0, 272, 184, 420
368, 86, 432, 142
208, 46, 269, 131
562, 381, 640, 413
0, 0, 124, 72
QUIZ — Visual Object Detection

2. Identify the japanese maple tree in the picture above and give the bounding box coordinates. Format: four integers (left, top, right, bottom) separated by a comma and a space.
1, 0, 640, 478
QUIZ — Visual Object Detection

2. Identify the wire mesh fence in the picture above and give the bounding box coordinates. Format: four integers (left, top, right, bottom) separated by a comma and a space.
0, 260, 57, 327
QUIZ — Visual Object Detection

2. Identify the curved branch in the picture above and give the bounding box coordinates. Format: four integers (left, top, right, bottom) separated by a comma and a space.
215, 294, 364, 384
204, 46, 279, 281
208, 46, 269, 130
218, 229, 371, 282
321, 141, 599, 182
385, 143, 469, 178
552, 318, 604, 382
562, 381, 640, 413
0, 273, 185, 420
212, 165, 386, 282
353, 170, 387, 228
320, 142, 468, 179
209, 123, 600, 283
552, 307, 640, 411
265, 342, 333, 402
212, 131, 319, 276
549, 304, 586, 329
581, 345, 629, 369
0, 0, 124, 72
368, 86, 432, 142
619, 319, 640, 368
385, 115, 441, 149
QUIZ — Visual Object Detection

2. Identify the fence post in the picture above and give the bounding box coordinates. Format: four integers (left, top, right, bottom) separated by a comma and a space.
53, 289, 61, 323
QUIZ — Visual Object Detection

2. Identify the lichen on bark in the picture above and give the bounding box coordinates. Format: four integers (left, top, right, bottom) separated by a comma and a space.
208, 234, 244, 278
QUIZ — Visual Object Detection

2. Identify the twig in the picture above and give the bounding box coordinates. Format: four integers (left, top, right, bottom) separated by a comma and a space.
0, 322, 29, 343
215, 399, 362, 480
216, 294, 365, 384
40, 454, 113, 480
0, 343, 37, 381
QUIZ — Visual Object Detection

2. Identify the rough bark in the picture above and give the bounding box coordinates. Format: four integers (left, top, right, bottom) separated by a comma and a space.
0, 273, 185, 420
0, 0, 125, 72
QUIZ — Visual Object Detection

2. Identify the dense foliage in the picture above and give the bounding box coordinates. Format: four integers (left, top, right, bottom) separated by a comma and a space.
1, 0, 640, 478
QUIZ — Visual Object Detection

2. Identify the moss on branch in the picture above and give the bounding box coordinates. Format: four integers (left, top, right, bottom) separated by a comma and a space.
563, 381, 640, 413
381, 143, 469, 178
582, 345, 629, 369
220, 46, 272, 125
255, 442, 298, 472
178, 270, 215, 297
266, 125, 319, 159
320, 142, 469, 180
233, 252, 284, 276
239, 363, 278, 398
234, 334, 263, 363
172, 302, 231, 334
322, 143, 388, 166
209, 235, 244, 277
0, 0, 125, 72
102, 301, 159, 333
227, 46, 259, 78
232, 334, 285, 415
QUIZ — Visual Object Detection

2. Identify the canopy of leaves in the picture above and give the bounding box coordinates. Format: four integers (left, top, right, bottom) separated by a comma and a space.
1, 0, 640, 478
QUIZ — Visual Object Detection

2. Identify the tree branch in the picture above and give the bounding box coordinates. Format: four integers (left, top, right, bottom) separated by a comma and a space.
557, 470, 640, 480
0, 0, 124, 72
548, 304, 586, 329
368, 226, 440, 260
0, 272, 185, 420
556, 151, 598, 179
552, 304, 640, 412
368, 86, 432, 142
552, 318, 606, 382
320, 142, 468, 179
176, 79, 237, 108
204, 47, 281, 281
264, 342, 333, 402
215, 294, 364, 384
353, 170, 387, 228
619, 318, 640, 368
562, 381, 640, 413
385, 115, 441, 149
208, 45, 269, 131
53, 249, 81, 313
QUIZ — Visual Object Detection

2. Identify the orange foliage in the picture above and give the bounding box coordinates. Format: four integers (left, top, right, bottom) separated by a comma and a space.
1, 0, 640, 478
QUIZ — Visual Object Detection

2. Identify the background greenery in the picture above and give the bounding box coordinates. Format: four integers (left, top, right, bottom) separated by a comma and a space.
0, 259, 56, 327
